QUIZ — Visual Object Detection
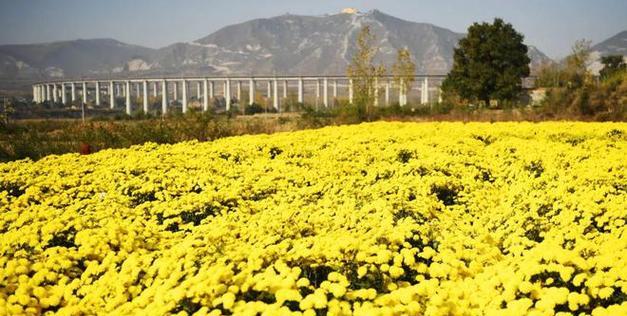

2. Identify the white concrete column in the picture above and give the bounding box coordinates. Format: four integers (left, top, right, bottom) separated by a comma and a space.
45, 84, 50, 101
438, 87, 443, 103
374, 78, 379, 107
125, 81, 131, 115
421, 77, 429, 104
203, 79, 209, 112
237, 81, 242, 101
142, 80, 148, 113
209, 81, 214, 99
161, 80, 168, 115
135, 83, 140, 99
249, 78, 255, 105
71, 82, 76, 102
323, 77, 328, 107
173, 81, 178, 101
297, 78, 304, 104
53, 84, 58, 103
266, 81, 271, 98
196, 81, 201, 99
61, 83, 67, 104
95, 82, 101, 106
225, 79, 231, 111
182, 80, 188, 113
316, 80, 320, 105
32, 85, 37, 103
283, 80, 288, 98
349, 79, 353, 104
333, 80, 338, 99
153, 82, 158, 97
399, 78, 406, 106
273, 78, 279, 111
109, 81, 115, 109
82, 82, 87, 104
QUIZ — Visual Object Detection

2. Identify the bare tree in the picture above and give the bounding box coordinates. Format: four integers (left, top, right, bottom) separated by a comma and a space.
392, 48, 416, 106
347, 25, 386, 120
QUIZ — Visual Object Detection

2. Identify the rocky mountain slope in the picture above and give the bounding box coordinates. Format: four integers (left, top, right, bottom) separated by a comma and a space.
1, 10, 554, 89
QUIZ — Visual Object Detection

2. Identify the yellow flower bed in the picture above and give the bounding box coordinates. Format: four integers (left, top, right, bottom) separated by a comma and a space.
1, 122, 626, 316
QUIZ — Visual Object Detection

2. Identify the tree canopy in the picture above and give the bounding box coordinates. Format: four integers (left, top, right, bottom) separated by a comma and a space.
600, 55, 626, 80
442, 18, 530, 106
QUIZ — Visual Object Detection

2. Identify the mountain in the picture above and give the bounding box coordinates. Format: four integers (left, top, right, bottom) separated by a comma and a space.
591, 30, 627, 56
0, 38, 155, 80
588, 31, 627, 75
167, 10, 461, 76
0, 10, 552, 90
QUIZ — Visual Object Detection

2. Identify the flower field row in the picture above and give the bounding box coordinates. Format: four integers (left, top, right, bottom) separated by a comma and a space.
0, 122, 626, 315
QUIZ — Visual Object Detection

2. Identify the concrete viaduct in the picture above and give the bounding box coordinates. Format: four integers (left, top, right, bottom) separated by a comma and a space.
32, 75, 446, 115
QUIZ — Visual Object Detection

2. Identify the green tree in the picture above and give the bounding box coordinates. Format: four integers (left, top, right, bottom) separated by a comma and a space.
442, 18, 530, 106
347, 25, 386, 120
599, 55, 626, 80
391, 48, 416, 105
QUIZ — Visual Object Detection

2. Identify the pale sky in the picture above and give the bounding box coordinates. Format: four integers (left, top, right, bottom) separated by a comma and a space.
0, 0, 626, 59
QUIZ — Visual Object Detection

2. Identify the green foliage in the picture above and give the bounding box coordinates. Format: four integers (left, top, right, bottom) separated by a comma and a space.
537, 40, 626, 120
600, 55, 627, 81
245, 103, 265, 115
442, 18, 530, 105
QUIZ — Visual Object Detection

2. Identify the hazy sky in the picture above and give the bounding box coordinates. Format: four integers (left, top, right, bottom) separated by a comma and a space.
0, 0, 626, 59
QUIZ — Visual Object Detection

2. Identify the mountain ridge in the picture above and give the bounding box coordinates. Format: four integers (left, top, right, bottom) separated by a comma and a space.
0, 10, 563, 90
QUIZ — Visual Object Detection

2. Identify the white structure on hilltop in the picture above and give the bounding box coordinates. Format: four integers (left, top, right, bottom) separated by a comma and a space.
341, 8, 358, 14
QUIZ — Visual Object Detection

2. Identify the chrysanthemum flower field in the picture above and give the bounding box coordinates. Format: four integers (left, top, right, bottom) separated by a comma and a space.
1, 122, 626, 315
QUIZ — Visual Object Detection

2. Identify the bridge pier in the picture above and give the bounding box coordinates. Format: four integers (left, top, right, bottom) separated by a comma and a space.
273, 78, 279, 111
95, 82, 101, 106
298, 78, 303, 104
143, 81, 148, 113
125, 81, 131, 115
237, 81, 242, 102
399, 78, 406, 106
249, 79, 255, 105
349, 79, 353, 104
225, 79, 231, 111
161, 80, 168, 115
421, 78, 429, 104
82, 82, 87, 104
203, 79, 209, 111
323, 77, 328, 107
182, 80, 188, 113
61, 83, 67, 104
173, 81, 178, 102
109, 81, 115, 109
